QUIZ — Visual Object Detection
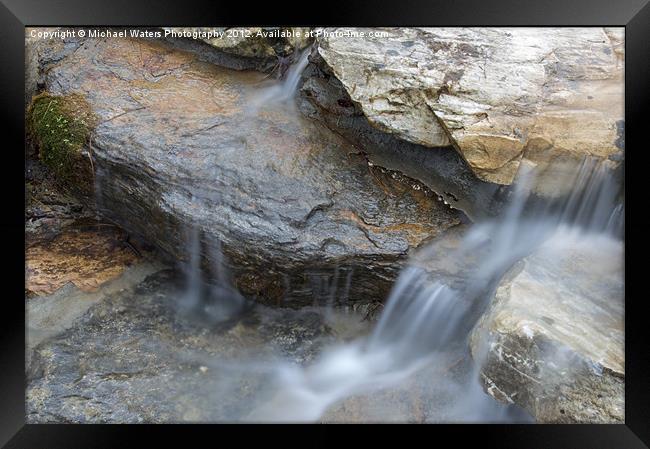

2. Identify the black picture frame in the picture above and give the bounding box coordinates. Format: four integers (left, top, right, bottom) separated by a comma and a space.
2, 0, 648, 447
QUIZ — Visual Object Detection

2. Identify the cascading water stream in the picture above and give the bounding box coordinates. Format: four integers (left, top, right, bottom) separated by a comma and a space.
173, 53, 623, 422
244, 157, 623, 422
175, 50, 315, 325
178, 226, 247, 324
246, 47, 312, 112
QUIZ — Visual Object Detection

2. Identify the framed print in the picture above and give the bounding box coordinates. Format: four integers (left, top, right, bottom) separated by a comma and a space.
1, 0, 649, 447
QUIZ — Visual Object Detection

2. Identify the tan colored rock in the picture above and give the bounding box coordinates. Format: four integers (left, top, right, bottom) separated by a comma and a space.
317, 27, 624, 185
469, 230, 624, 422
26, 227, 140, 295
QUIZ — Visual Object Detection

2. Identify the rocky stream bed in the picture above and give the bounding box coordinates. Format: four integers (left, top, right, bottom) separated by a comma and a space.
25, 27, 624, 423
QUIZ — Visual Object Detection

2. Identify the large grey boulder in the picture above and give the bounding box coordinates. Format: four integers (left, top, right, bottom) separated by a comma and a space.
469, 230, 624, 423
30, 35, 461, 306
316, 27, 624, 186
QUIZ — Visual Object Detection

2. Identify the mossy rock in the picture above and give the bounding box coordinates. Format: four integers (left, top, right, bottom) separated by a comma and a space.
27, 93, 97, 182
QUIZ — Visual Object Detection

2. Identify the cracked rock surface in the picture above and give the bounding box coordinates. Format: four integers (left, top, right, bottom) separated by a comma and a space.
317, 27, 624, 186
32, 34, 461, 306
298, 58, 508, 221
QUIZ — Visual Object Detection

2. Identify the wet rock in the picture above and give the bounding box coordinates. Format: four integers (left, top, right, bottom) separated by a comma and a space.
320, 350, 529, 423
32, 35, 461, 306
26, 270, 361, 423
26, 226, 142, 295
316, 27, 624, 186
160, 27, 312, 72
25, 155, 89, 243
469, 230, 624, 423
298, 62, 507, 220
25, 137, 152, 297
26, 261, 162, 351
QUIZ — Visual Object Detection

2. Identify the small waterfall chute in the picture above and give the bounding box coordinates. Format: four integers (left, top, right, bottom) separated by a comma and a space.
246, 47, 312, 113
178, 226, 247, 325
247, 156, 623, 422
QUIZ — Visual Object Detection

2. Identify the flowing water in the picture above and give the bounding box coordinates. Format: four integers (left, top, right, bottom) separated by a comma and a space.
170, 56, 624, 422
245, 47, 312, 113
25, 37, 625, 424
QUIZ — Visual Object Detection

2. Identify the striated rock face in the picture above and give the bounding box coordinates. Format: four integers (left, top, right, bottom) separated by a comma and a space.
160, 27, 312, 72
31, 35, 461, 306
26, 226, 141, 296
469, 230, 624, 423
298, 56, 508, 221
316, 27, 624, 185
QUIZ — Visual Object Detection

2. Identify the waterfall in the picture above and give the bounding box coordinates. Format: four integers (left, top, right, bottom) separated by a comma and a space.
367, 159, 622, 364
276, 48, 312, 101
246, 156, 623, 422
178, 226, 246, 324
174, 45, 313, 324
176, 63, 622, 420
246, 47, 312, 112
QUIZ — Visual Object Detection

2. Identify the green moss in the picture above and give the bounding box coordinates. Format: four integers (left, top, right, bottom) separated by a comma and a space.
27, 93, 97, 180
